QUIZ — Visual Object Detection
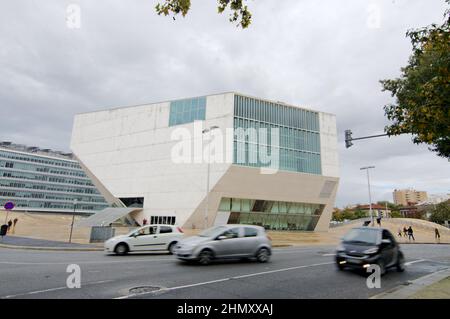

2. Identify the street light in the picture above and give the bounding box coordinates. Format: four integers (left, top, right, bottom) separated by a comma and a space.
69, 199, 78, 243
360, 166, 375, 226
202, 125, 220, 230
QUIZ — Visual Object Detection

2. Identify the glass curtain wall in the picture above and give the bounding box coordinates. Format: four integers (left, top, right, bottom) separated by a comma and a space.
169, 96, 206, 126
219, 197, 324, 231
233, 95, 321, 174
0, 149, 108, 212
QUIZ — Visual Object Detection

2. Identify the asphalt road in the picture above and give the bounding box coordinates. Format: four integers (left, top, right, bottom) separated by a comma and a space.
0, 244, 449, 299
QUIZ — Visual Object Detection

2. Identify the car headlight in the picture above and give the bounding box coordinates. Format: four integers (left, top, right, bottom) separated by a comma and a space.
363, 247, 378, 254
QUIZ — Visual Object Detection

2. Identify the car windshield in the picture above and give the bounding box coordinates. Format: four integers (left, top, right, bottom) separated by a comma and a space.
343, 228, 379, 245
198, 226, 227, 238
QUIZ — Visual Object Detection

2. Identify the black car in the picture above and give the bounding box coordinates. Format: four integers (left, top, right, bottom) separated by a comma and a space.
335, 227, 405, 275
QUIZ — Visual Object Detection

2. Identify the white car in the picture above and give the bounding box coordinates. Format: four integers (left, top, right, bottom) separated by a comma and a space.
104, 224, 184, 255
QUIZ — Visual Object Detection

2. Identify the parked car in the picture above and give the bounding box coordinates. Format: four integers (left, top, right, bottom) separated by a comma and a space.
335, 227, 405, 275
174, 224, 272, 265
104, 224, 184, 255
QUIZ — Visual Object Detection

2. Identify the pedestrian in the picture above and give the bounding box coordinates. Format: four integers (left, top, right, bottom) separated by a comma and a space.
435, 228, 441, 242
7, 220, 12, 233
403, 226, 408, 237
376, 217, 381, 227
142, 218, 148, 226
397, 228, 403, 237
12, 218, 18, 234
407, 226, 415, 241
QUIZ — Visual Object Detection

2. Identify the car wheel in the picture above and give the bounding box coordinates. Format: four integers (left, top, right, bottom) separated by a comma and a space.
377, 259, 386, 276
114, 243, 129, 255
256, 248, 270, 263
396, 253, 405, 272
198, 250, 213, 265
168, 242, 177, 255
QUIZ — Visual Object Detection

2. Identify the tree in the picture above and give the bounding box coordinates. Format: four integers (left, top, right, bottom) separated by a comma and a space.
155, 0, 252, 28
353, 209, 367, 219
429, 201, 450, 224
390, 211, 402, 218
380, 3, 450, 158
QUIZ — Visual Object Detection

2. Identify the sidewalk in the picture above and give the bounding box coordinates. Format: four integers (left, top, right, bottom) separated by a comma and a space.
0, 235, 103, 251
409, 276, 450, 299
371, 268, 450, 299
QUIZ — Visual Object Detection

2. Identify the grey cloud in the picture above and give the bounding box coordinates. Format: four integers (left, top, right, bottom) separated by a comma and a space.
0, 0, 448, 207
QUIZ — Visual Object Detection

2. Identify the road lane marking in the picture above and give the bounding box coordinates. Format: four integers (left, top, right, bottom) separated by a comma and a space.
115, 261, 334, 299
0, 247, 330, 265
1, 280, 114, 299
405, 259, 426, 266
321, 253, 335, 256
0, 258, 174, 265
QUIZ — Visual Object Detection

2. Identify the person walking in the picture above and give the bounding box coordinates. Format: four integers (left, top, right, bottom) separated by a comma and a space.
12, 218, 18, 234
7, 220, 12, 233
435, 228, 441, 243
407, 226, 415, 241
403, 226, 408, 237
376, 217, 381, 227
397, 228, 403, 237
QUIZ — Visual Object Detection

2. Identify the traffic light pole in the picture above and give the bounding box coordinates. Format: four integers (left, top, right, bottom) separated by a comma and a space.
351, 133, 389, 141
345, 129, 389, 148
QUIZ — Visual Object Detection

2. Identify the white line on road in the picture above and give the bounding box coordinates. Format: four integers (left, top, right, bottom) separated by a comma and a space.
1, 280, 114, 299
0, 258, 174, 266
321, 253, 335, 256
115, 261, 334, 299
405, 259, 426, 266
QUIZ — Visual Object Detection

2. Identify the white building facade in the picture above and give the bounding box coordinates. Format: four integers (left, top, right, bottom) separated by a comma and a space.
70, 93, 339, 231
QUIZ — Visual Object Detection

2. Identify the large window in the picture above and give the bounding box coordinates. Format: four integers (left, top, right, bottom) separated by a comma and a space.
169, 97, 206, 126
220, 197, 324, 231
233, 95, 321, 175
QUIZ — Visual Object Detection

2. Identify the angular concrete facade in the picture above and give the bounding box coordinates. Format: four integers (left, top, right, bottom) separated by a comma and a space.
70, 92, 339, 231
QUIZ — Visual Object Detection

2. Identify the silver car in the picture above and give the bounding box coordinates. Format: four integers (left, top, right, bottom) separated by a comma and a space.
175, 224, 272, 265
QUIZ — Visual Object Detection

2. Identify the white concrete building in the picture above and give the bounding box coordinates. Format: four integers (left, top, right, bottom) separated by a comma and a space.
70, 92, 339, 231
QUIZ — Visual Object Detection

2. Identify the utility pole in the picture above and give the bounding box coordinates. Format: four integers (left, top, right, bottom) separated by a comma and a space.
202, 126, 219, 230
69, 199, 77, 243
360, 166, 375, 226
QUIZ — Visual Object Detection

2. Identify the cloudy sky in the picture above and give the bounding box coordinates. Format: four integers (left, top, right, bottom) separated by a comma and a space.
1, 0, 449, 207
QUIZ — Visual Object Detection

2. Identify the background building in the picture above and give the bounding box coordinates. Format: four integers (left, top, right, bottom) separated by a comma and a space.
393, 189, 428, 206
352, 204, 391, 218
71, 92, 339, 231
0, 142, 108, 214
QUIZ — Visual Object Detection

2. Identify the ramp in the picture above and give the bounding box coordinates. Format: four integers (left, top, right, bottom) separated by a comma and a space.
74, 207, 142, 227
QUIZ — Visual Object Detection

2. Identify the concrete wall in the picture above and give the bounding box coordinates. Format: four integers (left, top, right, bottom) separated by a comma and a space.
319, 112, 339, 178
71, 93, 234, 227
183, 165, 339, 231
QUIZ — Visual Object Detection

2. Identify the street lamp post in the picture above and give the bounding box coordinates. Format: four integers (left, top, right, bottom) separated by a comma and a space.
360, 166, 375, 226
202, 126, 219, 230
69, 199, 77, 243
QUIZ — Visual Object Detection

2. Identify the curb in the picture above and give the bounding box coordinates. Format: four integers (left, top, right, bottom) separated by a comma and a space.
398, 242, 450, 245
0, 244, 291, 251
370, 268, 450, 299
0, 243, 103, 252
